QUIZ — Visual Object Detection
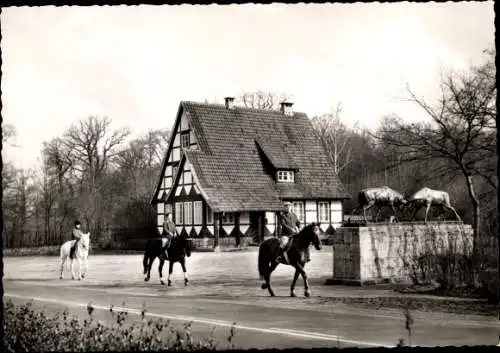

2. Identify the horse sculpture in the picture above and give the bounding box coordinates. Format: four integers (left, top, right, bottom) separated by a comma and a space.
143, 235, 191, 286
258, 223, 322, 297
355, 186, 407, 223
408, 187, 462, 223
59, 232, 90, 280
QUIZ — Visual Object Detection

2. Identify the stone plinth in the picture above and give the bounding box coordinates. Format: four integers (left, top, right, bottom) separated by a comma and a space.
327, 222, 473, 285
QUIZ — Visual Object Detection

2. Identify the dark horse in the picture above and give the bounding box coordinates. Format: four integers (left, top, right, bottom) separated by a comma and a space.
258, 223, 322, 297
143, 235, 191, 286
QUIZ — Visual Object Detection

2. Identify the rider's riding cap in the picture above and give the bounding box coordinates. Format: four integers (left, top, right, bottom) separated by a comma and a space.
283, 201, 291, 207
74, 221, 81, 227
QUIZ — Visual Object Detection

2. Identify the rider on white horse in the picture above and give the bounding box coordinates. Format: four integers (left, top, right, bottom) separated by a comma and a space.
276, 202, 301, 264
70, 220, 84, 259
162, 212, 177, 260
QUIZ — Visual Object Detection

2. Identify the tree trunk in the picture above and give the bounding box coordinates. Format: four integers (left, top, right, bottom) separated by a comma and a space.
464, 175, 482, 288
464, 175, 480, 255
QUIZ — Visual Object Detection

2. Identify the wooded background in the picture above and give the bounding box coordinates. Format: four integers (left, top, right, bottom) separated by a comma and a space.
2, 49, 496, 268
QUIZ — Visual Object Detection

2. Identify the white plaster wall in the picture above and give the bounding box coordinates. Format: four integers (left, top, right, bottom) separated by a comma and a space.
331, 201, 342, 227
180, 112, 189, 130
265, 212, 276, 225
305, 200, 317, 224
173, 133, 180, 148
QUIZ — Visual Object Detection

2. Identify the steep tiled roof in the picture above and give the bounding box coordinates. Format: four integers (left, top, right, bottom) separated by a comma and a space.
166, 101, 351, 213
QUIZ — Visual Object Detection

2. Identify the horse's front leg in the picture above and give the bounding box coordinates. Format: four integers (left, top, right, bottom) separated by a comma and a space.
424, 203, 431, 224
81, 255, 88, 279
77, 258, 82, 280
180, 259, 189, 286
363, 202, 375, 223
290, 269, 300, 297
159, 258, 165, 285
296, 263, 311, 297
167, 261, 174, 286
71, 258, 76, 280
60, 255, 66, 280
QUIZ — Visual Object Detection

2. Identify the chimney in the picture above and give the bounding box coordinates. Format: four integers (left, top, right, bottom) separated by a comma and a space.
224, 97, 235, 109
280, 101, 294, 116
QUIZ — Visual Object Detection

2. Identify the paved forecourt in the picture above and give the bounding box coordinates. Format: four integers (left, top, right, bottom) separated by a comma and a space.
4, 248, 499, 348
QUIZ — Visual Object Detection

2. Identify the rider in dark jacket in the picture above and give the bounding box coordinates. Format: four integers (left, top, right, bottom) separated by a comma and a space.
276, 202, 300, 264
162, 212, 177, 260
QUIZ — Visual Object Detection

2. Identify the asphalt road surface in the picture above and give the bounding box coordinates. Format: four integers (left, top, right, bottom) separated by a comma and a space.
4, 250, 499, 349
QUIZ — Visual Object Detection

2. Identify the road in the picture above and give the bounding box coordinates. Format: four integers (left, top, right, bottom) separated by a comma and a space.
4, 249, 499, 349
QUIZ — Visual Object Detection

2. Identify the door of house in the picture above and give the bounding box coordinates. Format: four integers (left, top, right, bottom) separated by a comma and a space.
249, 211, 265, 243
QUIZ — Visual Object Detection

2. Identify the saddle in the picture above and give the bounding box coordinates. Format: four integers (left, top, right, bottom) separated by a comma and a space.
277, 235, 295, 265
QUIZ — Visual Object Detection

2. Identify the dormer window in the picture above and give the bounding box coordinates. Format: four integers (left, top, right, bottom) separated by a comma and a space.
277, 170, 295, 183
181, 132, 190, 148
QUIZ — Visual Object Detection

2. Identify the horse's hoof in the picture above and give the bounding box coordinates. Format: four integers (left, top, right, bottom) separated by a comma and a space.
184, 279, 189, 286
59, 276, 63, 280
168, 280, 172, 287
270, 292, 276, 297
305, 291, 311, 298
144, 277, 149, 282
261, 283, 268, 290
81, 274, 85, 279
160, 280, 165, 285
290, 292, 296, 297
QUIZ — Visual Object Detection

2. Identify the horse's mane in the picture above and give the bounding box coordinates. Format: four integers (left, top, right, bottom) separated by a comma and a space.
291, 223, 317, 244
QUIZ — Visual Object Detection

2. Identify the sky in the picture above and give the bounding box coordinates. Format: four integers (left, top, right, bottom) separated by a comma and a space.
1, 2, 495, 170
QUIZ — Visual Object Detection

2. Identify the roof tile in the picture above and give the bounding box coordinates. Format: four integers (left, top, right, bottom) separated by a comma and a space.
174, 101, 350, 212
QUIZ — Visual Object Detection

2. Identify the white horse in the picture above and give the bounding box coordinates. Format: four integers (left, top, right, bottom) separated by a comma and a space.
59, 233, 90, 280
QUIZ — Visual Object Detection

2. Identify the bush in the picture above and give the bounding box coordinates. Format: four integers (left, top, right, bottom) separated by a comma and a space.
3, 300, 233, 352
3, 246, 60, 257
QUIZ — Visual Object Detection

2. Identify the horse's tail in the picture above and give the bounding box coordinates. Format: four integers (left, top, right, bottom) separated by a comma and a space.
185, 238, 192, 258
258, 242, 269, 279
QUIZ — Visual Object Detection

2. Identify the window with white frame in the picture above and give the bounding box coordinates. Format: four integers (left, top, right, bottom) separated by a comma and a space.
181, 132, 190, 148
184, 202, 193, 225
293, 201, 305, 223
157, 202, 165, 214
175, 202, 183, 224
193, 201, 203, 225
222, 213, 234, 224
157, 214, 164, 227
318, 202, 330, 223
165, 203, 173, 215
206, 206, 213, 224
277, 170, 295, 182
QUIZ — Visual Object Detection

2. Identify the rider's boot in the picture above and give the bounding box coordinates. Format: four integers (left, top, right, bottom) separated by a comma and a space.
276, 247, 286, 264
70, 240, 78, 259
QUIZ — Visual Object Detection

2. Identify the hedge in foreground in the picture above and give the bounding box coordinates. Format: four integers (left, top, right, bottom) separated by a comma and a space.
3, 300, 236, 352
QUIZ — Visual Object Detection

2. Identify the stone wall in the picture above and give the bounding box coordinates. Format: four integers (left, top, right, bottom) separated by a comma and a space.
331, 223, 473, 284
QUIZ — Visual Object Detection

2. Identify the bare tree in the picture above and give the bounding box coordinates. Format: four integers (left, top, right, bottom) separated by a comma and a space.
42, 138, 76, 242
114, 128, 170, 196
239, 91, 292, 110
2, 123, 19, 146
312, 103, 357, 175
62, 116, 131, 187
374, 49, 496, 258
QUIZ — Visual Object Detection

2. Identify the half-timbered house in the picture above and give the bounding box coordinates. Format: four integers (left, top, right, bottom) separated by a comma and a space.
151, 98, 351, 249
